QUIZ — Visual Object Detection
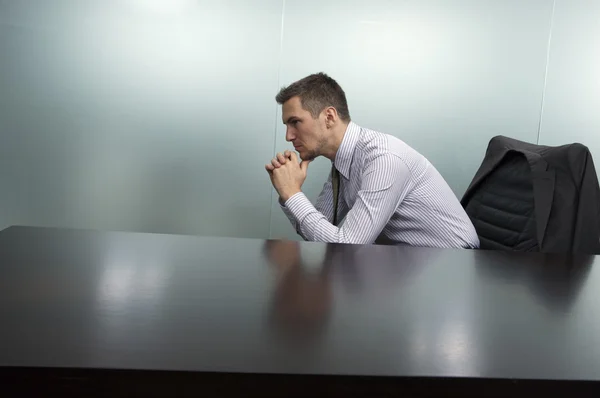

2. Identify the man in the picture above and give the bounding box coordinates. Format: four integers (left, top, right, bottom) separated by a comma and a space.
265, 72, 479, 249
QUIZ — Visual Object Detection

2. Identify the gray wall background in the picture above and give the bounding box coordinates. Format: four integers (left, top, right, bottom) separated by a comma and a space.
0, 0, 598, 240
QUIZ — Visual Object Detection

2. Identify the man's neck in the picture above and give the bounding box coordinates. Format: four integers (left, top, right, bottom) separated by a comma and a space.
323, 122, 350, 161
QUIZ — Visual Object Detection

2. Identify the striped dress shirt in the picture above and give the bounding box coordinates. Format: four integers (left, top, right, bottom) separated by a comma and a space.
280, 122, 480, 249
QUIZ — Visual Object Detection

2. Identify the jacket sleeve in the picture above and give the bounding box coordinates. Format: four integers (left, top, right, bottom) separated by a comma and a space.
572, 149, 600, 254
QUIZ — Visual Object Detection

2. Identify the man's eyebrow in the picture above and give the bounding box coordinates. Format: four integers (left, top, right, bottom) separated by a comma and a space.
283, 116, 298, 125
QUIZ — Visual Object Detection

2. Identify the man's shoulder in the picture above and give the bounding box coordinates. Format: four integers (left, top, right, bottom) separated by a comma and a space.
355, 124, 421, 162
354, 125, 388, 154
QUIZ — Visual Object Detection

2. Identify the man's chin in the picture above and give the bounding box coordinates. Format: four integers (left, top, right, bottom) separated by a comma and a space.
299, 151, 317, 161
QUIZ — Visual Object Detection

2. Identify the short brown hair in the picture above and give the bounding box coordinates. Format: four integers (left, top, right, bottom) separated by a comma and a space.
275, 72, 351, 122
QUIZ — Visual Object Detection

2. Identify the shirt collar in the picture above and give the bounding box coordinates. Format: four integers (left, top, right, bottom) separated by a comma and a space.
333, 121, 360, 179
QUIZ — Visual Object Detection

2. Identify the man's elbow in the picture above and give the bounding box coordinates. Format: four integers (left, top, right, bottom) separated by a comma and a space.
336, 230, 377, 245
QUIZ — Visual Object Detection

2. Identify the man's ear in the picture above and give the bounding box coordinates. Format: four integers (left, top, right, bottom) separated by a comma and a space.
324, 107, 338, 128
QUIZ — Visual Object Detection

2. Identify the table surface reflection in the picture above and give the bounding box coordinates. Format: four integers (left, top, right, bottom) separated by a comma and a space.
1, 226, 599, 396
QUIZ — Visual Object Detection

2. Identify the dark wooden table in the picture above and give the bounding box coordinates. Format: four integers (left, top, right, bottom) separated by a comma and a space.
1, 226, 599, 397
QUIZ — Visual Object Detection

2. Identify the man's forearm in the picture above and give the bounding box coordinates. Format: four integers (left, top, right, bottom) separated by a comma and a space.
280, 195, 308, 240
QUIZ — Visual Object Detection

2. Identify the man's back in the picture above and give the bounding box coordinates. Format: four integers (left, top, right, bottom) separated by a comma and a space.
333, 123, 479, 248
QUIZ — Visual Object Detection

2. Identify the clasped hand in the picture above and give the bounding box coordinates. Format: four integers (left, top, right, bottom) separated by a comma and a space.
265, 150, 311, 202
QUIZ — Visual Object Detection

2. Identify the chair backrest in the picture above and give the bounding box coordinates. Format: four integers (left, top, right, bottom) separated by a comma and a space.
464, 151, 539, 251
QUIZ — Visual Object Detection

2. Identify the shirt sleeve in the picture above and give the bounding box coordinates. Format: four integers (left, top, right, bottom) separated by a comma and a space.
280, 172, 335, 240
283, 154, 413, 244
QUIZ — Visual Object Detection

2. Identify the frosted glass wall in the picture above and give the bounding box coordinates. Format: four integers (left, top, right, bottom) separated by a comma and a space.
1, 0, 598, 240
538, 0, 600, 177
0, 0, 282, 237
270, 0, 554, 239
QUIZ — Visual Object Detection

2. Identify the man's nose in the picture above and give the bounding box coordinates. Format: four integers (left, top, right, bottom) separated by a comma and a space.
285, 127, 294, 142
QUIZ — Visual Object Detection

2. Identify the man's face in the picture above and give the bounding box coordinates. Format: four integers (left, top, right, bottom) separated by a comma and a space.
282, 96, 326, 161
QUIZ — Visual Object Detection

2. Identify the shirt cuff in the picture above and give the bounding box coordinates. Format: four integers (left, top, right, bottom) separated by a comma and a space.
283, 192, 315, 224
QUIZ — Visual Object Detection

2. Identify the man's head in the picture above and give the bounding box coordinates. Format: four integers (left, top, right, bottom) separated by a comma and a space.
276, 72, 351, 161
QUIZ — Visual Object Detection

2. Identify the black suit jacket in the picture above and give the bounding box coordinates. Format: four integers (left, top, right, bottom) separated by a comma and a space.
461, 136, 600, 254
